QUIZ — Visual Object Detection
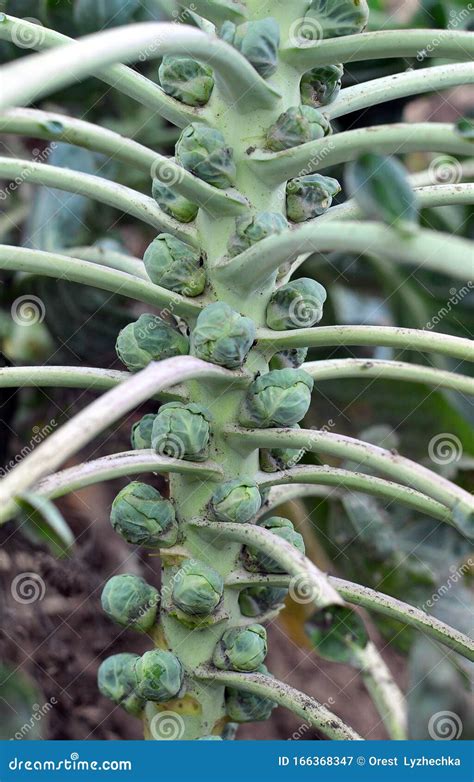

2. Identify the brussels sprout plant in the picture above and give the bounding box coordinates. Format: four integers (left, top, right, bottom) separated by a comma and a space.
0, 0, 473, 745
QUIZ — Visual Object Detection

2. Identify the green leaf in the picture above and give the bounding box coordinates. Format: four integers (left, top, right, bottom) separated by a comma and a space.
345, 153, 419, 230
305, 605, 369, 664
0, 664, 47, 740
17, 491, 74, 558
455, 117, 474, 141
304, 0, 369, 39
73, 0, 140, 34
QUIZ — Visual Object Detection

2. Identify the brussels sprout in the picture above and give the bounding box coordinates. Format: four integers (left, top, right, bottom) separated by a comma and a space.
115, 314, 189, 372
227, 212, 288, 258
345, 153, 418, 229
259, 424, 305, 472
134, 649, 183, 702
211, 478, 261, 523
130, 414, 156, 450
244, 517, 305, 573
172, 559, 224, 616
175, 124, 236, 189
220, 18, 279, 79
110, 482, 178, 548
270, 348, 308, 370
151, 402, 211, 462
239, 369, 313, 428
97, 653, 144, 716
305, 605, 369, 664
152, 179, 198, 223
304, 0, 369, 39
158, 56, 214, 107
225, 664, 276, 721
266, 278, 327, 330
265, 106, 331, 151
239, 585, 288, 617
301, 64, 344, 108
101, 573, 159, 632
286, 174, 341, 222
143, 234, 206, 297
191, 302, 255, 369
213, 624, 267, 671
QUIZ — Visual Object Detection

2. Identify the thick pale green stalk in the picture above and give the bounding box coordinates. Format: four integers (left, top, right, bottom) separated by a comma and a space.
330, 63, 474, 119
257, 325, 474, 362
0, 109, 248, 217
303, 359, 474, 395
218, 221, 474, 289
282, 30, 474, 69
0, 246, 201, 317
249, 124, 474, 184
0, 365, 187, 401
0, 357, 233, 523
0, 22, 279, 112
226, 428, 474, 513
62, 246, 147, 279
0, 14, 202, 127
0, 157, 196, 242
195, 668, 363, 740
256, 467, 452, 523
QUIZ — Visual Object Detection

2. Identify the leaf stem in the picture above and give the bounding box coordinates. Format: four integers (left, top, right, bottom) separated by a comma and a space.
0, 246, 201, 317
350, 642, 407, 740
195, 667, 363, 740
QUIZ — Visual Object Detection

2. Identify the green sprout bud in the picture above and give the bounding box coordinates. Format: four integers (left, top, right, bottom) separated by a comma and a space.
175, 124, 236, 189
151, 402, 211, 461
305, 605, 369, 664
115, 314, 189, 372
304, 0, 369, 39
220, 18, 280, 79
191, 302, 255, 369
213, 624, 267, 671
143, 234, 206, 297
244, 517, 305, 573
286, 174, 341, 222
110, 482, 178, 548
134, 649, 183, 702
211, 478, 261, 523
172, 560, 224, 616
225, 664, 276, 722
227, 212, 288, 258
270, 348, 308, 370
101, 573, 159, 632
265, 106, 331, 151
152, 179, 198, 223
239, 369, 313, 428
97, 653, 144, 716
266, 278, 327, 330
259, 425, 305, 472
130, 414, 156, 450
158, 55, 214, 106
239, 585, 288, 617
301, 64, 344, 108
